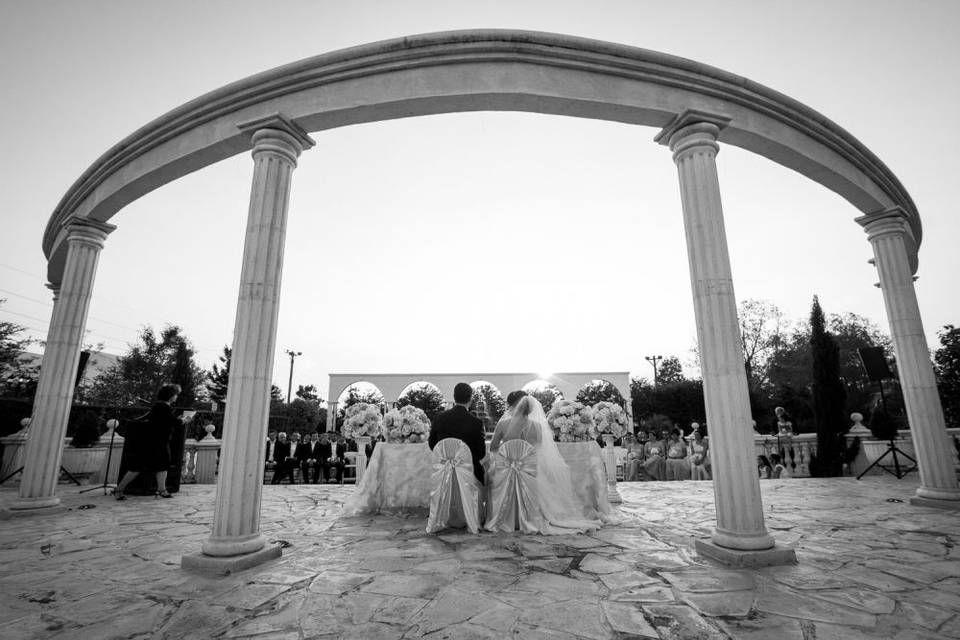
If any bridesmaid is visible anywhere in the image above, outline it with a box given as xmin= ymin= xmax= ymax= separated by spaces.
xmin=642 ymin=428 xmax=667 ymax=481
xmin=688 ymin=429 xmax=711 ymax=480
xmin=665 ymin=429 xmax=691 ymax=481
xmin=623 ymin=433 xmax=645 ymax=481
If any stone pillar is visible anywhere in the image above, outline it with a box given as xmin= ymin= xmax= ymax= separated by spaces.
xmin=184 ymin=114 xmax=314 ymax=573
xmin=10 ymin=219 xmax=114 ymax=511
xmin=857 ymin=208 xmax=960 ymax=508
xmin=657 ymin=110 xmax=790 ymax=565
xmin=327 ymin=402 xmax=338 ymax=432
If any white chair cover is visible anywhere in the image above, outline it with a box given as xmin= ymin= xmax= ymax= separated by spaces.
xmin=426 ymin=438 xmax=483 ymax=535
xmin=484 ymin=439 xmax=541 ymax=533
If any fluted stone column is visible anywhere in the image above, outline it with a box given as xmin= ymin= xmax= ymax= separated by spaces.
xmin=857 ymin=208 xmax=960 ymax=508
xmin=11 ymin=219 xmax=114 ymax=511
xmin=657 ymin=110 xmax=789 ymax=565
xmin=327 ymin=402 xmax=338 ymax=432
xmin=185 ymin=114 xmax=314 ymax=572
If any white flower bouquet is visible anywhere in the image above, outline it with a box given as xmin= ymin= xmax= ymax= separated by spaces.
xmin=592 ymin=401 xmax=629 ymax=439
xmin=383 ymin=405 xmax=431 ymax=443
xmin=342 ymin=403 xmax=383 ymax=440
xmin=547 ymin=399 xmax=597 ymax=442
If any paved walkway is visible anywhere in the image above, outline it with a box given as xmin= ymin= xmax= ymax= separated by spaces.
xmin=1 ymin=477 xmax=958 ymax=639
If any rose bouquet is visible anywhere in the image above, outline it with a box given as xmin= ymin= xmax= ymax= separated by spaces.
xmin=342 ymin=403 xmax=383 ymax=440
xmin=547 ymin=399 xmax=596 ymax=442
xmin=592 ymin=401 xmax=629 ymax=439
xmin=383 ymin=405 xmax=431 ymax=443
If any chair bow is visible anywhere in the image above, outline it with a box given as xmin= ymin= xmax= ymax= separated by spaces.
xmin=426 ymin=438 xmax=482 ymax=535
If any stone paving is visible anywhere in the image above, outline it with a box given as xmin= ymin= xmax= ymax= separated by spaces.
xmin=1 ymin=476 xmax=959 ymax=639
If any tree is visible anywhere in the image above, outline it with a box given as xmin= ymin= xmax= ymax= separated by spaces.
xmin=656 ymin=357 xmax=685 ymax=385
xmin=576 ymin=380 xmax=626 ymax=408
xmin=88 ymin=325 xmax=205 ymax=407
xmin=527 ymin=385 xmax=562 ymax=414
xmin=935 ymin=325 xmax=960 ymax=428
xmin=0 ymin=300 xmax=37 ymax=398
xmin=809 ymin=297 xmax=847 ymax=477
xmin=738 ymin=298 xmax=786 ymax=388
xmin=271 ymin=398 xmax=321 ymax=433
xmin=398 ymin=383 xmax=445 ymax=422
xmin=631 ymin=376 xmax=706 ymax=433
xmin=296 ymin=384 xmax=322 ymax=403
xmin=470 ymin=383 xmax=506 ymax=425
xmin=207 ymin=345 xmax=231 ymax=405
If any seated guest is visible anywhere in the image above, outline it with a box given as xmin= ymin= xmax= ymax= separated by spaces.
xmin=298 ymin=432 xmax=321 ymax=484
xmin=317 ymin=432 xmax=334 ymax=482
xmin=280 ymin=432 xmax=302 ymax=484
xmin=332 ymin=434 xmax=349 ymax=483
xmin=264 ymin=429 xmax=279 ymax=479
xmin=770 ymin=453 xmax=790 ymax=479
xmin=758 ymin=455 xmax=773 ymax=479
xmin=270 ymin=432 xmax=291 ymax=484
xmin=623 ymin=433 xmax=645 ymax=481
xmin=688 ymin=428 xmax=711 ymax=480
xmin=665 ymin=428 xmax=691 ymax=481
xmin=643 ymin=429 xmax=668 ymax=481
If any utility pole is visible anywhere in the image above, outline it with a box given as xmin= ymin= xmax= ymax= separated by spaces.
xmin=285 ymin=349 xmax=301 ymax=403
xmin=645 ymin=355 xmax=663 ymax=387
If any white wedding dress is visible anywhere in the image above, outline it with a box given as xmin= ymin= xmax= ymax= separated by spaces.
xmin=484 ymin=397 xmax=601 ymax=534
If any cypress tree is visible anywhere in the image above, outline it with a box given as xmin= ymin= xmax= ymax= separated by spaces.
xmin=810 ymin=296 xmax=847 ymax=476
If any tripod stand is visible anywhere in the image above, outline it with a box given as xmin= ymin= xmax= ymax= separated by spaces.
xmin=856 ymin=438 xmax=917 ymax=480
xmin=0 ymin=465 xmax=82 ymax=486
xmin=79 ymin=418 xmax=119 ymax=495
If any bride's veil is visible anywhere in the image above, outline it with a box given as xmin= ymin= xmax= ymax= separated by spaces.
xmin=515 ymin=396 xmax=596 ymax=526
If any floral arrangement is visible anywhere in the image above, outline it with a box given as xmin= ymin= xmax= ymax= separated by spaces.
xmin=547 ymin=399 xmax=596 ymax=442
xmin=383 ymin=405 xmax=431 ymax=443
xmin=342 ymin=403 xmax=383 ymax=440
xmin=592 ymin=401 xmax=629 ymax=439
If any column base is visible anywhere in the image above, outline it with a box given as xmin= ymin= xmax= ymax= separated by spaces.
xmin=607 ymin=487 xmax=623 ymax=504
xmin=7 ymin=495 xmax=63 ymax=512
xmin=182 ymin=544 xmax=282 ymax=576
xmin=910 ymin=495 xmax=960 ymax=510
xmin=0 ymin=503 xmax=69 ymax=520
xmin=695 ymin=538 xmax=797 ymax=568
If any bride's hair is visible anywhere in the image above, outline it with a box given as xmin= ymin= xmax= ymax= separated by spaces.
xmin=515 ymin=396 xmax=541 ymax=418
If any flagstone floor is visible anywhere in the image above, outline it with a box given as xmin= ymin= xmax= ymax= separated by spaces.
xmin=1 ymin=476 xmax=958 ymax=639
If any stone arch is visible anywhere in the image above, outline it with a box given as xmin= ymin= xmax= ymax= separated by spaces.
xmin=43 ymin=29 xmax=920 ymax=282
xmin=469 ymin=380 xmax=507 ymax=430
xmin=334 ymin=380 xmax=385 ymax=407
xmin=575 ymin=378 xmax=627 ymax=408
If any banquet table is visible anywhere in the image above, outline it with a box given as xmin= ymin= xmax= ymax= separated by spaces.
xmin=342 ymin=441 xmax=611 ymax=519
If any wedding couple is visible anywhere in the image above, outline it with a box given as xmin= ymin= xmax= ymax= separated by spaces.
xmin=428 ymin=383 xmax=602 ymax=535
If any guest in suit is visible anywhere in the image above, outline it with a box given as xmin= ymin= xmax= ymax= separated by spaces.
xmin=264 ymin=429 xmax=279 ymax=477
xmin=114 ymin=384 xmax=191 ymax=500
xmin=332 ymin=434 xmax=348 ymax=483
xmin=317 ymin=432 xmax=334 ymax=482
xmin=271 ymin=432 xmax=291 ymax=484
xmin=429 ymin=382 xmax=487 ymax=483
xmin=293 ymin=432 xmax=319 ymax=484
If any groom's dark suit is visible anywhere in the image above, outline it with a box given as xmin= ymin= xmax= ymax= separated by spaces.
xmin=429 ymin=405 xmax=486 ymax=483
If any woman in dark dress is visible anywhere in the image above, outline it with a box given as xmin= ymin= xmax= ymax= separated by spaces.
xmin=114 ymin=384 xmax=188 ymax=499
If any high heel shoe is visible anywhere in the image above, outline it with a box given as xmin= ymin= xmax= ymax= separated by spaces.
xmin=155 ymin=490 xmax=173 ymax=499
xmin=110 ymin=488 xmax=126 ymax=501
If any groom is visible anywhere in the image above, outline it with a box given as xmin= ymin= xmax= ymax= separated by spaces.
xmin=428 ymin=382 xmax=487 ymax=483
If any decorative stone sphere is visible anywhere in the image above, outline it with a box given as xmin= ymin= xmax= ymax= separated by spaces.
xmin=20 ymin=417 xmax=32 ymax=428
xmin=106 ymin=418 xmax=119 ymax=430
xmin=850 ymin=412 xmax=863 ymax=422
xmin=203 ymin=423 xmax=217 ymax=440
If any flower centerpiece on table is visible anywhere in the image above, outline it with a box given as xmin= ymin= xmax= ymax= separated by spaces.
xmin=547 ymin=399 xmax=596 ymax=442
xmin=592 ymin=401 xmax=629 ymax=439
xmin=383 ymin=405 xmax=431 ymax=443
xmin=342 ymin=403 xmax=383 ymax=440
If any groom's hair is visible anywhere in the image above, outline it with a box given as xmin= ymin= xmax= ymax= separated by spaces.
xmin=506 ymin=390 xmax=527 ymax=407
xmin=453 ymin=383 xmax=473 ymax=404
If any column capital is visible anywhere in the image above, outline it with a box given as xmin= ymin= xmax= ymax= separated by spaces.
xmin=64 ymin=218 xmax=116 ymax=250
xmin=855 ymin=206 xmax=911 ymax=240
xmin=654 ymin=108 xmax=732 ymax=153
xmin=238 ymin=113 xmax=315 ymax=163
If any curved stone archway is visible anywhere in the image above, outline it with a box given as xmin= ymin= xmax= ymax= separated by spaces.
xmin=19 ymin=30 xmax=957 ymax=572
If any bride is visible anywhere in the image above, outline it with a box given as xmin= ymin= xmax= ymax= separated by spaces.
xmin=485 ymin=395 xmax=601 ymax=534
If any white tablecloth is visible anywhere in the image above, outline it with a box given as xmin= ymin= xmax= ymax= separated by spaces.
xmin=342 ymin=440 xmax=610 ymax=519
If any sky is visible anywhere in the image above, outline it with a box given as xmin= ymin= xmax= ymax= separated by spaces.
xmin=1 ymin=0 xmax=958 ymax=403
